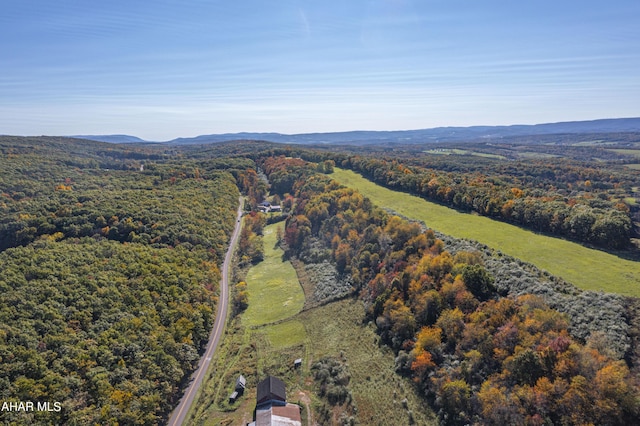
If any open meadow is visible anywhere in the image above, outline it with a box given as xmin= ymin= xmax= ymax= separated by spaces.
xmin=332 ymin=168 xmax=640 ymax=297
xmin=242 ymin=224 xmax=305 ymax=328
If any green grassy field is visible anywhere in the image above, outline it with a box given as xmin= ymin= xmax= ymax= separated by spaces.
xmin=242 ymin=223 xmax=305 ymax=327
xmin=263 ymin=319 xmax=306 ymax=349
xmin=299 ymin=299 xmax=437 ymax=425
xmin=516 ymin=151 xmax=562 ymax=159
xmin=612 ymin=149 xmax=640 ymax=169
xmin=609 ymin=148 xmax=640 ymax=158
xmin=188 ymin=223 xmax=308 ymax=425
xmin=424 ymin=148 xmax=506 ymax=160
xmin=571 ymin=140 xmax=612 ymax=146
xmin=332 ymin=168 xmax=640 ymax=297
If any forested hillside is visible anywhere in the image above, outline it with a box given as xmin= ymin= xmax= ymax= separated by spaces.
xmin=260 ymin=155 xmax=640 ymax=425
xmin=0 ymin=137 xmax=241 ymax=424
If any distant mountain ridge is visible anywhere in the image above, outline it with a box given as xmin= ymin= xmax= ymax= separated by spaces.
xmin=75 ymin=117 xmax=640 ymax=146
xmin=72 ymin=134 xmax=150 ymax=144
xmin=166 ymin=117 xmax=640 ymax=145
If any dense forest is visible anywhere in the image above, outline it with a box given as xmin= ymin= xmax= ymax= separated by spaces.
xmin=2 ymin=135 xmax=640 ymax=424
xmin=0 ymin=137 xmax=243 ymax=424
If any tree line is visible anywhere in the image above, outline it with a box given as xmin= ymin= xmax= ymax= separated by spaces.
xmin=222 ymin=142 xmax=638 ymax=250
xmin=332 ymin=156 xmax=633 ymax=249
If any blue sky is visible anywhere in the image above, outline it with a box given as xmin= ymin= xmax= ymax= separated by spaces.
xmin=1 ymin=0 xmax=639 ymax=141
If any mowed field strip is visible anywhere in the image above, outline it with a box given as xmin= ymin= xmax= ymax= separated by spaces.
xmin=332 ymin=168 xmax=640 ymax=297
xmin=242 ymin=223 xmax=305 ymax=328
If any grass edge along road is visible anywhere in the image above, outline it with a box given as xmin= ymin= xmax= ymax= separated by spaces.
xmin=332 ymin=168 xmax=640 ymax=297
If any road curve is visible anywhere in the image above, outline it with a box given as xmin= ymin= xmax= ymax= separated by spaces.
xmin=167 ymin=196 xmax=243 ymax=426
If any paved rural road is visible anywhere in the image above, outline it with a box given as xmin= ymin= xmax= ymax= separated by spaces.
xmin=167 ymin=197 xmax=244 ymax=426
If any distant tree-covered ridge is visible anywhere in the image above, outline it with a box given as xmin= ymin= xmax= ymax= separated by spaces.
xmin=262 ymin=155 xmax=640 ymax=425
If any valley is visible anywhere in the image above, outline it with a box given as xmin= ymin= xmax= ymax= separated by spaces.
xmin=1 ymin=134 xmax=640 ymax=425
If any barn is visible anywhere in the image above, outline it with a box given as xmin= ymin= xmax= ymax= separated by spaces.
xmin=256 ymin=376 xmax=286 ymax=407
xmin=248 ymin=376 xmax=301 ymax=426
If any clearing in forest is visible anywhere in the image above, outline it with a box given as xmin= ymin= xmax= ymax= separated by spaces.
xmin=242 ymin=223 xmax=305 ymax=327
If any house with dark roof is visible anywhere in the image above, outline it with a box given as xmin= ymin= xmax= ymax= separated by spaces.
xmin=248 ymin=376 xmax=301 ymax=426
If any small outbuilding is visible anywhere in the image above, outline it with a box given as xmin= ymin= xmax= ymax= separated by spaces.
xmin=229 ymin=375 xmax=246 ymax=404
xmin=294 ymin=359 xmax=302 ymax=369
xmin=236 ymin=375 xmax=247 ymax=394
